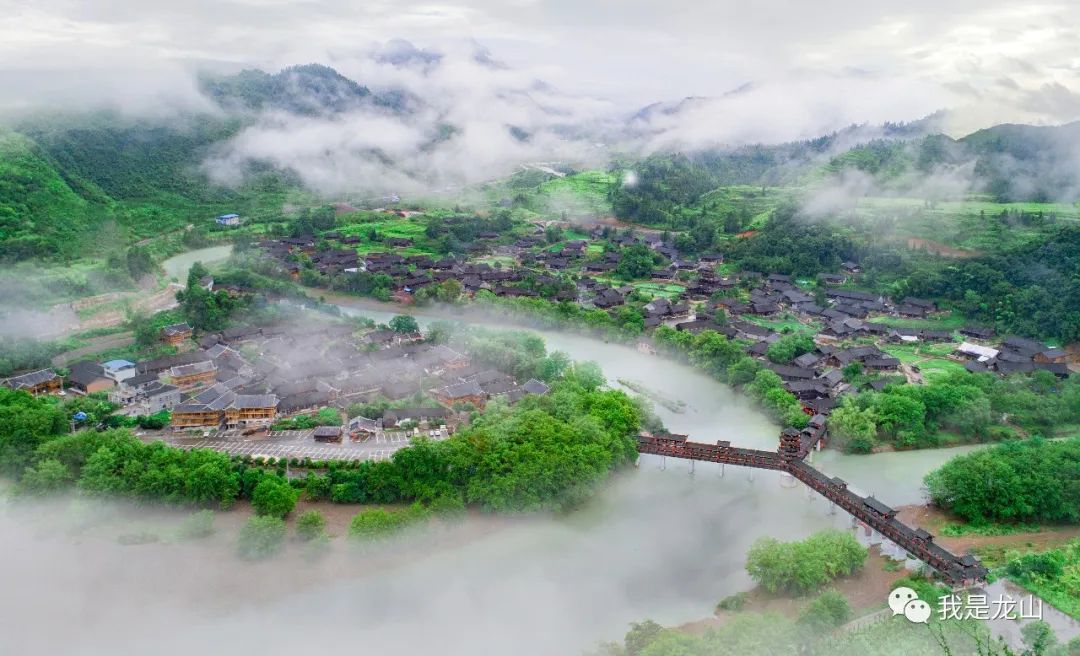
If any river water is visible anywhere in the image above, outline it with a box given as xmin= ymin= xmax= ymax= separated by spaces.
xmin=161 ymin=244 xmax=234 ymax=281
xmin=133 ymin=249 xmax=1017 ymax=655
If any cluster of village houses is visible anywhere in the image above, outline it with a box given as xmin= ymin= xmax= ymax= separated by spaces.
xmin=253 ymin=224 xmax=1073 ymax=402
xmin=3 ymin=222 xmax=1073 ymax=451
xmin=3 ymin=320 xmax=550 ymax=441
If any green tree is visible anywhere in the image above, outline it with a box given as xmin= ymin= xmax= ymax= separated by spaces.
xmin=186 ymin=460 xmax=239 ymax=508
xmin=1021 ymin=620 xmax=1059 ymax=656
xmin=567 ymin=361 xmax=605 ymax=391
xmin=17 ymin=458 xmax=72 ymax=495
xmin=798 ymin=589 xmax=852 ymax=630
xmin=178 ymin=509 xmax=215 ymax=540
xmin=615 ymin=244 xmax=657 ymax=279
xmin=624 ymin=620 xmax=664 ymax=656
xmin=296 ymin=510 xmax=327 ymax=541
xmin=925 ymin=437 xmax=1080 ymax=524
xmin=873 ymin=393 xmax=926 ymax=440
xmin=237 ymin=516 xmax=286 ymax=560
xmin=829 ymin=400 xmax=878 ymax=454
xmin=389 ymin=314 xmax=420 ymax=334
xmin=766 ymin=334 xmax=814 ymax=365
xmin=251 ymin=476 xmax=298 ymax=518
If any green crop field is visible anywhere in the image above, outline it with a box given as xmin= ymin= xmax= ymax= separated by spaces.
xmin=632 ymin=282 xmax=685 ymax=300
xmin=741 ymin=313 xmax=821 ymax=335
xmin=868 ymin=313 xmax=965 ymax=331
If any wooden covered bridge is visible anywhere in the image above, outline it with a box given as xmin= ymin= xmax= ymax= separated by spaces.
xmin=636 ymin=430 xmax=988 ymax=586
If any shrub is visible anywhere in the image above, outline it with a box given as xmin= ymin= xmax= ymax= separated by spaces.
xmin=178 ymin=509 xmax=215 ymax=540
xmin=429 ymin=493 xmax=466 ymax=518
xmin=348 ymin=503 xmax=431 ymax=541
xmin=296 ymin=510 xmax=327 ymax=541
xmin=716 ymin=592 xmax=747 ymax=611
xmin=237 ymin=516 xmax=286 ymax=560
xmin=251 ymin=476 xmax=298 ymax=518
xmin=798 ymin=589 xmax=852 ymax=630
xmin=746 ymin=530 xmax=867 ymax=595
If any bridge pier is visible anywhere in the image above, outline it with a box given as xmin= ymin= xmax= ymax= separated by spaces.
xmin=688 ymin=459 xmax=695 ymax=476
xmin=718 ymin=463 xmax=725 ymax=478
xmin=853 ymin=520 xmax=883 ymax=547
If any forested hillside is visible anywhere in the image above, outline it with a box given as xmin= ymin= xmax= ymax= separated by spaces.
xmin=0 ymin=130 xmax=99 ymax=259
xmin=0 ymin=111 xmax=292 ymax=260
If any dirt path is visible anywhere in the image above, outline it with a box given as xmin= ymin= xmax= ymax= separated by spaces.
xmin=52 ymin=332 xmax=135 ymax=366
xmin=896 ymin=505 xmax=1080 ymax=554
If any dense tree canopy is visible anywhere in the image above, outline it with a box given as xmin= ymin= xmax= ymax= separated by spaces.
xmin=925 ymin=437 xmax=1080 ymax=524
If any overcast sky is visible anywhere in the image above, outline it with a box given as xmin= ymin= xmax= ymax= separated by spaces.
xmin=3 ymin=1 xmax=1080 ymax=137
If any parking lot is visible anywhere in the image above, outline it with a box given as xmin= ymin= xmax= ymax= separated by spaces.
xmin=156 ymin=426 xmax=450 ymax=463
xmin=171 ymin=440 xmax=399 ymax=461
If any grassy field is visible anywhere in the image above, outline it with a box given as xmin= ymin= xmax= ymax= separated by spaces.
xmin=868 ymin=312 xmax=966 ymax=331
xmin=825 ymin=194 xmax=1079 ymax=252
xmin=337 ymin=219 xmax=439 ymax=256
xmin=698 ymin=185 xmax=790 ymax=228
xmin=740 ymin=313 xmax=821 ymax=335
xmin=632 ymin=282 xmax=685 ymax=300
xmin=880 ymin=342 xmax=965 ymax=380
xmin=917 ymin=358 xmax=968 ymax=379
xmin=499 ymin=169 xmax=616 ymax=220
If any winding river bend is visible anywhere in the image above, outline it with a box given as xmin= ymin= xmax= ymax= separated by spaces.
xmin=139 ymin=247 xmax=1004 ymax=654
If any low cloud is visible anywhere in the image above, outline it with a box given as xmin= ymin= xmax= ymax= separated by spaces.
xmin=0 ymin=461 xmax=852 ymax=656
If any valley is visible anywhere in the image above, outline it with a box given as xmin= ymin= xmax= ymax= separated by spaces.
xmin=3 ymin=17 xmax=1080 ymax=655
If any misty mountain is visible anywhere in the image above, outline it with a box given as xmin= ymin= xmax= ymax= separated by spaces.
xmin=198 ymin=63 xmax=412 ymax=116
xmin=374 ymin=39 xmax=444 ymax=69
xmin=6 ymin=45 xmax=1080 ymax=263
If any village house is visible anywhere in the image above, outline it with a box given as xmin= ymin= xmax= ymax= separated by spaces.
xmin=134 ymin=381 xmax=182 ymax=415
xmin=959 ymin=326 xmax=995 ymax=341
xmin=2 ymin=369 xmax=63 ymax=396
xmin=215 ymin=213 xmax=242 ymax=226
xmin=103 ymin=359 xmax=138 ymax=383
xmin=224 ymin=394 xmax=278 ymax=427
xmin=167 ymin=360 xmax=218 ymax=390
xmin=348 ymin=415 xmax=381 ymax=439
xmin=313 ymin=426 xmax=343 ymax=443
xmin=171 ymin=385 xmax=278 ymax=428
xmin=435 ymin=380 xmax=486 ymax=408
xmin=160 ymin=322 xmax=193 ymax=346
xmin=66 ymin=361 xmax=115 ymax=394
xmin=954 ymin=342 xmax=999 ymax=363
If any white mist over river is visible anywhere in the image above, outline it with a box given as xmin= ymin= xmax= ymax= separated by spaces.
xmin=0 ymin=249 xmax=998 ymax=655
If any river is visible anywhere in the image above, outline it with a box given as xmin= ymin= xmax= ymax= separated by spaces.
xmin=161 ymin=244 xmax=234 ymax=281
xmin=120 ymin=250 xmax=1012 ymax=655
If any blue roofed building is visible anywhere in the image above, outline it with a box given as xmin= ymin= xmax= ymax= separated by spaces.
xmin=102 ymin=359 xmax=137 ymax=382
xmin=215 ymin=213 xmax=242 ymax=226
